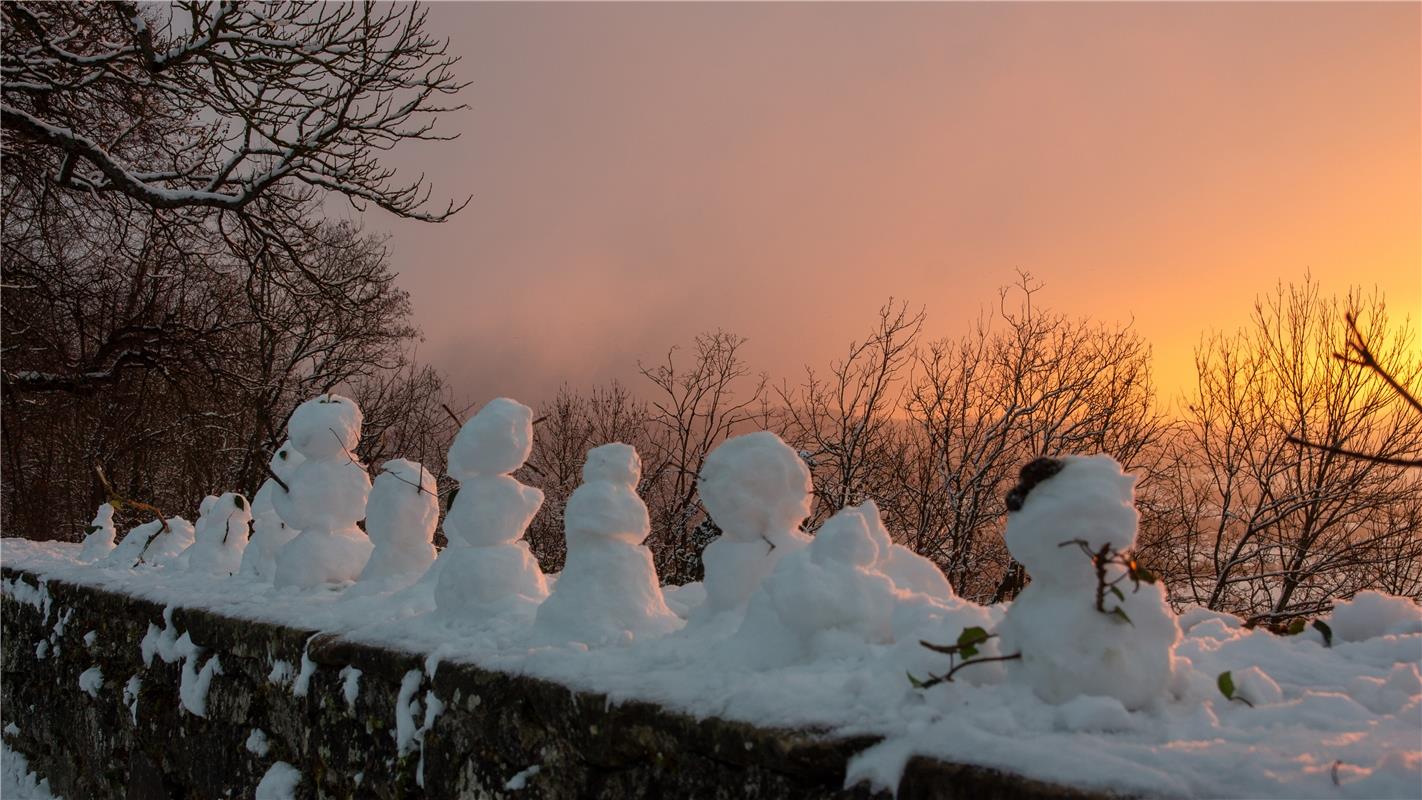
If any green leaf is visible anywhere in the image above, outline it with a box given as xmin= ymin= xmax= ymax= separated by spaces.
xmin=1285 ymin=619 xmax=1306 ymax=636
xmin=907 ymin=672 xmax=925 ymax=689
xmin=1217 ymin=671 xmax=1236 ymax=700
xmin=1110 ymin=607 xmax=1134 ymax=626
xmin=1133 ymin=566 xmax=1157 ymax=584
xmin=1109 ymin=585 xmax=1126 ymax=602
xmin=957 ymin=626 xmax=990 ymax=647
xmin=1312 ymin=620 xmax=1333 ymax=648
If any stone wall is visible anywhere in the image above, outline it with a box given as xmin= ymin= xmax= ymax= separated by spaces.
xmin=1 ymin=566 xmax=1111 ymax=800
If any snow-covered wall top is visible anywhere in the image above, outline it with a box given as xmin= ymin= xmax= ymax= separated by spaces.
xmin=0 ymin=564 xmax=1106 ymax=800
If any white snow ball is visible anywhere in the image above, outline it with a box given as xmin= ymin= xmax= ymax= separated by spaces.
xmin=443 ymin=475 xmax=543 ymax=547
xmin=564 ymin=472 xmax=651 ymax=547
xmin=1003 ymin=455 xmax=1138 ymax=582
xmin=269 ymin=440 xmax=305 ymax=482
xmin=272 ymin=459 xmax=370 ymax=532
xmin=287 ymin=394 xmax=363 ymax=460
xmin=809 ymin=507 xmax=880 ymax=569
xmin=582 ymin=442 xmax=640 ymax=487
xmin=447 ymin=397 xmax=534 ymax=479
xmin=699 ymin=432 xmax=812 ymax=543
xmin=1326 ymin=591 xmax=1422 ymax=642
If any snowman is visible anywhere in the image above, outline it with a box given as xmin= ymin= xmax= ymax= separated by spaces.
xmin=272 ymin=394 xmax=373 ymax=589
xmin=995 ymin=455 xmax=1179 ymax=710
xmin=185 ymin=492 xmax=253 ymax=576
xmin=239 ymin=442 xmax=305 ymax=581
xmin=731 ymin=500 xmax=898 ymax=667
xmin=434 ymin=398 xmax=547 ymax=619
xmin=689 ymin=432 xmax=813 ymax=626
xmin=356 ymin=458 xmax=439 ymax=588
xmin=138 ymin=515 xmax=196 ymax=567
xmin=78 ymin=503 xmax=117 ymax=562
xmin=534 ymin=443 xmax=681 ymax=645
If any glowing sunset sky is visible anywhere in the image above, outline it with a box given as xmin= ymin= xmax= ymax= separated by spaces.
xmin=373 ymin=2 xmax=1420 ymax=410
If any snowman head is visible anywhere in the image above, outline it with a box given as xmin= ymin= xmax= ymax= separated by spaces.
xmin=699 ymin=432 xmax=812 ymax=543
xmin=1003 ymin=455 xmax=1138 ymax=580
xmin=287 ymin=394 xmax=363 ymax=461
xmin=269 ymin=440 xmax=306 ymax=482
xmin=582 ymin=443 xmax=640 ymax=487
xmin=447 ymin=398 xmax=534 ymax=480
xmin=810 ymin=504 xmax=882 ymax=570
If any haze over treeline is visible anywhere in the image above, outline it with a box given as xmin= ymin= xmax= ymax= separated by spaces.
xmin=2 ymin=1 xmax=1418 ymax=624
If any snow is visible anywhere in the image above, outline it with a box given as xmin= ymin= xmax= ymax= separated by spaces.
xmin=535 ymin=443 xmax=680 ymax=645
xmin=254 ymin=761 xmax=301 ymax=799
xmin=78 ymin=666 xmax=103 ymax=698
xmin=356 ymin=459 xmax=437 ymax=588
xmin=340 ymin=665 xmax=362 ymax=709
xmin=997 ymin=456 xmax=1178 ymax=711
xmin=124 ymin=675 xmax=141 ymax=724
xmin=273 ymin=396 xmax=373 ymax=589
xmin=1326 ymin=591 xmax=1422 ymax=643
xmin=2 ymin=428 xmax=1418 ymax=800
xmin=692 ymin=431 xmax=812 ymax=624
xmin=240 ymin=443 xmax=304 ymax=581
xmin=184 ymin=493 xmax=252 ymax=576
xmin=246 ymin=728 xmax=270 ymax=757
xmin=1 ymin=739 xmax=55 ymax=799
xmin=504 ymin=764 xmax=541 ymax=790
xmin=435 ymin=399 xmax=547 ymax=620
xmin=78 ymin=503 xmax=116 ymax=562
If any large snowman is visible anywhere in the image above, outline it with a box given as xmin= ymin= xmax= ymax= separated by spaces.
xmin=690 ymin=432 xmax=813 ymax=626
xmin=272 ymin=394 xmax=373 ymax=589
xmin=534 ymin=443 xmax=680 ymax=645
xmin=995 ymin=455 xmax=1179 ymax=710
xmin=434 ymin=398 xmax=547 ymax=619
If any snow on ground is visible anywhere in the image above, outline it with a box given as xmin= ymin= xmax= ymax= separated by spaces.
xmin=1 ymin=737 xmax=57 ymax=799
xmin=3 ymin=536 xmax=1419 ymax=799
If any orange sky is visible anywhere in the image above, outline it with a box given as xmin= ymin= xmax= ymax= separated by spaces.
xmin=368 ymin=2 xmax=1421 ymax=412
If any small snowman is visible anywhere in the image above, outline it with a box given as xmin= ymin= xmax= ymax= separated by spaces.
xmin=535 ymin=443 xmax=681 ymax=645
xmin=138 ymin=516 xmax=195 ymax=567
xmin=272 ymin=394 xmax=373 ymax=589
xmin=185 ymin=492 xmax=252 ymax=576
xmin=434 ymin=398 xmax=547 ymax=619
xmin=356 ymin=459 xmax=439 ymax=588
xmin=239 ymin=442 xmax=305 ymax=581
xmin=78 ymin=503 xmax=117 ymax=563
xmin=732 ymin=501 xmax=899 ymax=667
xmin=995 ymin=455 xmax=1179 ymax=710
xmin=689 ymin=432 xmax=813 ymax=626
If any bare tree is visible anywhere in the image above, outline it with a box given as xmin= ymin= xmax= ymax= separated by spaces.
xmin=901 ymin=274 xmax=1168 ymax=601
xmin=775 ymin=300 xmax=924 ymax=527
xmin=1165 ymin=281 xmax=1422 ymax=620
xmin=639 ymin=331 xmax=767 ymax=583
xmin=2 ymin=1 xmax=467 ymax=222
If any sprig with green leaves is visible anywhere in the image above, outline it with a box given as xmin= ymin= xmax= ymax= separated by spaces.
xmin=909 ymin=626 xmax=1022 ymax=689
xmin=1059 ymin=539 xmax=1157 ymax=625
